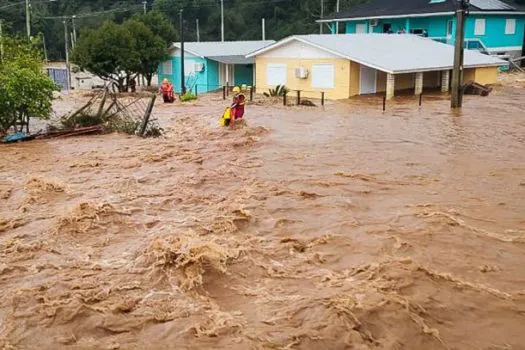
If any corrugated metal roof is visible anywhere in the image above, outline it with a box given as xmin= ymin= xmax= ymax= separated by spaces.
xmin=248 ymin=34 xmax=508 ymax=74
xmin=207 ymin=55 xmax=255 ymax=64
xmin=470 ymin=0 xmax=515 ymax=10
xmin=170 ymin=41 xmax=275 ymax=61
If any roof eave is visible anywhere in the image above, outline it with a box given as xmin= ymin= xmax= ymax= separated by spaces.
xmin=317 ymin=11 xmax=455 ymax=23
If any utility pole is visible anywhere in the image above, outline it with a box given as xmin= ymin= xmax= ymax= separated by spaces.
xmin=63 ymin=20 xmax=71 ymax=90
xmin=72 ymin=15 xmax=77 ymax=48
xmin=196 ymin=18 xmax=200 ymax=42
xmin=221 ymin=0 xmax=224 ymax=41
xmin=262 ymin=18 xmax=266 ymax=40
xmin=143 ymin=1 xmax=147 ymax=14
xmin=25 ymin=0 xmax=31 ymax=39
xmin=0 ymin=20 xmax=4 ymax=62
xmin=41 ymin=33 xmax=48 ymax=62
xmin=320 ymin=0 xmax=324 ymax=34
xmin=451 ymin=0 xmax=469 ymax=108
xmin=335 ymin=0 xmax=340 ymax=33
xmin=180 ymin=9 xmax=186 ymax=95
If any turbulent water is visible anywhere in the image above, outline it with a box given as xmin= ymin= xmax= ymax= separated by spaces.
xmin=1 ymin=77 xmax=525 ymax=349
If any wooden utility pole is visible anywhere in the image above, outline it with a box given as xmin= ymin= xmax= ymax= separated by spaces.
xmin=320 ymin=0 xmax=324 ymax=34
xmin=335 ymin=0 xmax=340 ymax=33
xmin=63 ymin=20 xmax=71 ymax=90
xmin=220 ymin=0 xmax=224 ymax=41
xmin=0 ymin=20 xmax=3 ymax=62
xmin=451 ymin=0 xmax=469 ymax=109
xmin=196 ymin=18 xmax=200 ymax=42
xmin=180 ymin=9 xmax=186 ymax=95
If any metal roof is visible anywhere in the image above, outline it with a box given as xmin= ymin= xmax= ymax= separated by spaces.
xmin=320 ymin=0 xmax=525 ymax=22
xmin=170 ymin=40 xmax=275 ymax=64
xmin=247 ymin=34 xmax=508 ymax=74
xmin=470 ymin=0 xmax=514 ymax=10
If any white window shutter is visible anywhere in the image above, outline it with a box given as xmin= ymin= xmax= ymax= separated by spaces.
xmin=162 ymin=60 xmax=172 ymax=75
xmin=267 ymin=64 xmax=287 ymax=86
xmin=311 ymin=64 xmax=335 ymax=89
xmin=505 ymin=19 xmax=516 ymax=35
xmin=474 ymin=19 xmax=486 ymax=36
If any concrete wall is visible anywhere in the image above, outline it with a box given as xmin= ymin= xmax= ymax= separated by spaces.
xmin=465 ymin=15 xmax=525 ymax=52
xmin=255 ymin=57 xmax=352 ymax=99
xmin=464 ymin=67 xmax=498 ymax=85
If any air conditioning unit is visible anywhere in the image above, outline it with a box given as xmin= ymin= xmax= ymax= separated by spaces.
xmin=194 ymin=63 xmax=205 ymax=72
xmin=295 ymin=67 xmax=309 ymax=79
xmin=370 ymin=19 xmax=379 ymax=27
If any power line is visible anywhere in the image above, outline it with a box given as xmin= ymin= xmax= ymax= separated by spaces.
xmin=37 ymin=5 xmax=142 ymax=20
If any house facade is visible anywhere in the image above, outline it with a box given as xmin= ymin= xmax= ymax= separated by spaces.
xmin=158 ymin=41 xmax=274 ymax=94
xmin=319 ymin=0 xmax=525 ymax=59
xmin=247 ymin=34 xmax=506 ymax=100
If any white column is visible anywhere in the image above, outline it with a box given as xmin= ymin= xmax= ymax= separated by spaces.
xmin=441 ymin=70 xmax=450 ymax=93
xmin=415 ymin=72 xmax=423 ymax=95
xmin=386 ymin=73 xmax=395 ymax=100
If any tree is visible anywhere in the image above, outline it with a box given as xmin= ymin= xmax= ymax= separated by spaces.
xmin=72 ymin=21 xmax=139 ymax=92
xmin=123 ymin=18 xmax=170 ymax=86
xmin=133 ymin=11 xmax=177 ymax=44
xmin=0 ymin=36 xmax=57 ymax=134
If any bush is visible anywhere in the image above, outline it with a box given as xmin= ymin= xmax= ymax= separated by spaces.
xmin=180 ymin=92 xmax=197 ymax=102
xmin=264 ymin=84 xmax=289 ymax=97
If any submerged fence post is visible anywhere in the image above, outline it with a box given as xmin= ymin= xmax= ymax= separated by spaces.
xmin=283 ymin=92 xmax=287 ymax=106
xmin=139 ymin=94 xmax=157 ymax=137
xmin=223 ymin=86 xmax=226 ymax=100
xmin=419 ymin=93 xmax=423 ymax=106
xmin=297 ymin=90 xmax=301 ymax=105
xmin=226 ymin=82 xmax=229 ymax=97
xmin=195 ymin=84 xmax=198 ymax=97
xmin=321 ymin=92 xmax=325 ymax=106
xmin=382 ymin=95 xmax=386 ymax=112
xmin=250 ymin=87 xmax=254 ymax=101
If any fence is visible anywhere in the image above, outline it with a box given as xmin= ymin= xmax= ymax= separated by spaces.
xmin=281 ymin=90 xmax=327 ymax=107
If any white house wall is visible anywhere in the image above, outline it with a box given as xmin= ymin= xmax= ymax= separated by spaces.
xmin=259 ymin=40 xmax=340 ymax=59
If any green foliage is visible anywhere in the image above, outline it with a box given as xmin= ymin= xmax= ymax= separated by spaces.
xmin=72 ymin=14 xmax=173 ymax=90
xmin=72 ymin=21 xmax=137 ymax=91
xmin=180 ymin=91 xmax=197 ymax=102
xmin=0 ymin=36 xmax=58 ymax=133
xmin=264 ymin=84 xmax=289 ymax=97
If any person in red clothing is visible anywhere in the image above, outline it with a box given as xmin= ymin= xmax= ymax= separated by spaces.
xmin=229 ymin=86 xmax=245 ymax=128
xmin=159 ymin=79 xmax=175 ymax=103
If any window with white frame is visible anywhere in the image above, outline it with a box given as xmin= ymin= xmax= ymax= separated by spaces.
xmin=184 ymin=60 xmax=196 ymax=75
xmin=505 ymin=18 xmax=516 ymax=35
xmin=474 ymin=18 xmax=486 ymax=36
xmin=267 ymin=64 xmax=287 ymax=86
xmin=162 ymin=60 xmax=172 ymax=75
xmin=311 ymin=64 xmax=335 ymax=89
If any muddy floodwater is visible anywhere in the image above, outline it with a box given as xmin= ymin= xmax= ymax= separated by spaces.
xmin=1 ymin=75 xmax=525 ymax=349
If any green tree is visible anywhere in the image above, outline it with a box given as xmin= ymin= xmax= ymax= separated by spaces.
xmin=133 ymin=10 xmax=177 ymax=44
xmin=126 ymin=13 xmax=173 ymax=86
xmin=0 ymin=36 xmax=57 ymax=134
xmin=72 ymin=21 xmax=138 ymax=91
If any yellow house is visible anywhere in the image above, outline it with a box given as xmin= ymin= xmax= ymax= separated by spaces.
xmin=247 ymin=34 xmax=507 ymax=100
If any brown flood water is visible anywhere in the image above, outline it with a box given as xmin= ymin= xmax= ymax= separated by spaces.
xmin=1 ymin=76 xmax=525 ymax=349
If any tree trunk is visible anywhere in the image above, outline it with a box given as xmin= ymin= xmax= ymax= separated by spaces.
xmin=146 ymin=73 xmax=153 ymax=87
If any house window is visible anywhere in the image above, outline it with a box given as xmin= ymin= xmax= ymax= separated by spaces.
xmin=311 ymin=64 xmax=334 ymax=89
xmin=162 ymin=60 xmax=172 ymax=75
xmin=184 ymin=60 xmax=196 ymax=76
xmin=474 ymin=19 xmax=485 ymax=35
xmin=505 ymin=19 xmax=516 ymax=35
xmin=267 ymin=64 xmax=287 ymax=86
xmin=356 ymin=23 xmax=367 ymax=33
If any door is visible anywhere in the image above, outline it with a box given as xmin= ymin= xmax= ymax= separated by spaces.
xmin=356 ymin=23 xmax=367 ymax=33
xmin=383 ymin=23 xmax=392 ymax=33
xmin=359 ymin=66 xmax=377 ymax=95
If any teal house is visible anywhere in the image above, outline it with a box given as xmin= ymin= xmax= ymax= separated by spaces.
xmin=158 ymin=40 xmax=274 ymax=94
xmin=319 ymin=0 xmax=525 ymax=59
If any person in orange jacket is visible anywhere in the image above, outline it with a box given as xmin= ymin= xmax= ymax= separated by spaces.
xmin=159 ymin=79 xmax=175 ymax=103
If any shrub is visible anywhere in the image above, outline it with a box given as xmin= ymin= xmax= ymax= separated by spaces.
xmin=180 ymin=92 xmax=197 ymax=102
xmin=264 ymin=84 xmax=289 ymax=97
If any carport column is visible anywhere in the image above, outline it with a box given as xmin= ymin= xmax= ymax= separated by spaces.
xmin=415 ymin=72 xmax=423 ymax=95
xmin=386 ymin=73 xmax=395 ymax=100
xmin=441 ymin=70 xmax=450 ymax=93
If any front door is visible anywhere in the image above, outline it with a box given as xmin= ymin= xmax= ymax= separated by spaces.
xmin=359 ymin=66 xmax=377 ymax=95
